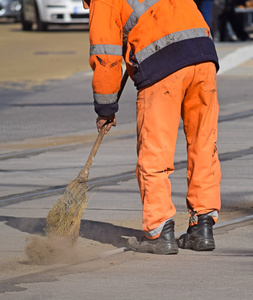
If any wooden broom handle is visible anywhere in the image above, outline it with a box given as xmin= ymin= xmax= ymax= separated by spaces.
xmin=78 ymin=70 xmax=129 ymax=180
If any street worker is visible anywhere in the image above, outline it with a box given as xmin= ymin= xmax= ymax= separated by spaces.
xmin=82 ymin=0 xmax=221 ymax=254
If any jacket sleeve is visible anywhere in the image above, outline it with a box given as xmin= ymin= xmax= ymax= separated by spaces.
xmin=89 ymin=0 xmax=123 ymax=117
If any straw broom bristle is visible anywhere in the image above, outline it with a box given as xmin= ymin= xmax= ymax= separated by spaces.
xmin=41 ymin=73 xmax=128 ymax=250
xmin=45 ymin=177 xmax=89 ymax=244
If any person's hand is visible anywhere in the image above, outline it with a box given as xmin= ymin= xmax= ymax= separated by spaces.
xmin=96 ymin=114 xmax=116 ymax=134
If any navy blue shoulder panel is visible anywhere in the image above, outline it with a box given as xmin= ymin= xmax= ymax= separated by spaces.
xmin=133 ymin=37 xmax=219 ymax=90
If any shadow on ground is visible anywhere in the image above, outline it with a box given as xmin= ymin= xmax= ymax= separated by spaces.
xmin=0 ymin=215 xmax=142 ymax=248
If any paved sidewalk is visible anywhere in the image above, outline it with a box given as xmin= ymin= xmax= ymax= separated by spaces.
xmin=0 ymin=41 xmax=253 ymax=299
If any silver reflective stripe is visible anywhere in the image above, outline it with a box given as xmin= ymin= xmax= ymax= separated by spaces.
xmin=90 ymin=44 xmax=123 ymax=56
xmin=94 ymin=92 xmax=118 ymax=104
xmin=207 ymin=210 xmax=218 ymax=220
xmin=145 ymin=218 xmax=172 ymax=238
xmin=135 ymin=28 xmax=210 ymax=64
xmin=124 ymin=0 xmax=160 ymax=39
xmin=125 ymin=0 xmax=141 ymax=9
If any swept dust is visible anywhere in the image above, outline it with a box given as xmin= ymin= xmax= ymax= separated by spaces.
xmin=25 ymin=235 xmax=85 ymax=265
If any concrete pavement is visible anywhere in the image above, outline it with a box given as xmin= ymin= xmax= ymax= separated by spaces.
xmin=0 ymin=38 xmax=253 ymax=299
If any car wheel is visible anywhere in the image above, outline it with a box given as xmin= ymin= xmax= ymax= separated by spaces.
xmin=21 ymin=8 xmax=33 ymax=31
xmin=35 ymin=5 xmax=48 ymax=31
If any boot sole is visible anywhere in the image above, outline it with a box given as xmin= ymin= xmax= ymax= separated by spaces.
xmin=138 ymin=242 xmax=179 ymax=255
xmin=127 ymin=237 xmax=178 ymax=255
xmin=178 ymin=233 xmax=215 ymax=251
xmin=186 ymin=238 xmax=215 ymax=251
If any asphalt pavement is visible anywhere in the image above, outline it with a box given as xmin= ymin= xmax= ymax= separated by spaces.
xmin=0 ymin=33 xmax=253 ymax=299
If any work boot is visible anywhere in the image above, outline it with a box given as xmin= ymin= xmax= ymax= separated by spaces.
xmin=178 ymin=214 xmax=215 ymax=251
xmin=126 ymin=219 xmax=178 ymax=255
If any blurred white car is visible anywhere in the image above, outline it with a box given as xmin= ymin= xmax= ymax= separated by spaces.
xmin=20 ymin=0 xmax=89 ymax=31
xmin=0 ymin=0 xmax=21 ymax=21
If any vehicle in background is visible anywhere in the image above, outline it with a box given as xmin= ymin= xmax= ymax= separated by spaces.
xmin=0 ymin=0 xmax=21 ymax=21
xmin=20 ymin=0 xmax=89 ymax=31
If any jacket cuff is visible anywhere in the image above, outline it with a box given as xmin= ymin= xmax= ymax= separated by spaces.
xmin=94 ymin=102 xmax=119 ymax=117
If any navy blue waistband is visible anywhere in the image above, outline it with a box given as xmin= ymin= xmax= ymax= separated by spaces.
xmin=132 ymin=37 xmax=219 ymax=90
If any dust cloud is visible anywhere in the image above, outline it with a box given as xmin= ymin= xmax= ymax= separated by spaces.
xmin=25 ymin=235 xmax=85 ymax=265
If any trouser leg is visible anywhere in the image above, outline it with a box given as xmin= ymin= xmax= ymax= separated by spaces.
xmin=182 ymin=62 xmax=221 ymax=224
xmin=136 ymin=67 xmax=193 ymax=238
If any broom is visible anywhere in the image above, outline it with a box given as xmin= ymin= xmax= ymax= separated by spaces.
xmin=45 ymin=70 xmax=129 ymax=244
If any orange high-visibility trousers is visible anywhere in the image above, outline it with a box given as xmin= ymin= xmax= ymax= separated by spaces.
xmin=136 ymin=62 xmax=221 ymax=239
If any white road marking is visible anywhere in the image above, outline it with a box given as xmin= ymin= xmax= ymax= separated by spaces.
xmin=218 ymin=44 xmax=253 ymax=75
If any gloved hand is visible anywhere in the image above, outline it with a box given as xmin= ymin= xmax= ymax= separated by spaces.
xmin=96 ymin=114 xmax=116 ymax=134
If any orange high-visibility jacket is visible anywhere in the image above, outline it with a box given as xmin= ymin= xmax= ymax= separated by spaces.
xmin=89 ymin=0 xmax=219 ymax=116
